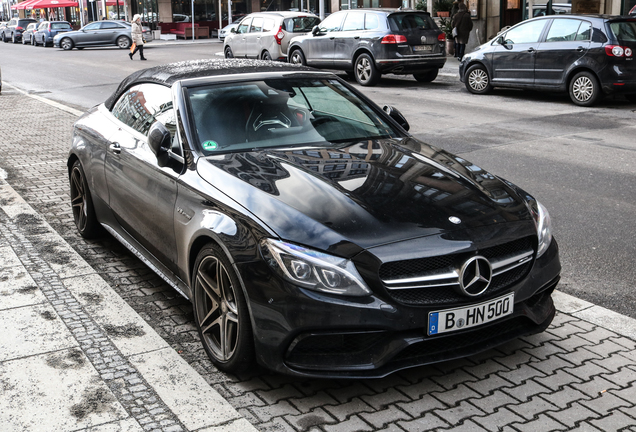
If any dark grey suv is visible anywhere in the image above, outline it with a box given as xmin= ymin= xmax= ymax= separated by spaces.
xmin=288 ymin=9 xmax=446 ymax=86
xmin=1 ymin=18 xmax=37 ymax=43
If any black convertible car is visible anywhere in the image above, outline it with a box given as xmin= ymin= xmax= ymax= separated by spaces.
xmin=68 ymin=59 xmax=560 ymax=378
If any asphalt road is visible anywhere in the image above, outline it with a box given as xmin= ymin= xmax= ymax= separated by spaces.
xmin=1 ymin=40 xmax=635 ymax=318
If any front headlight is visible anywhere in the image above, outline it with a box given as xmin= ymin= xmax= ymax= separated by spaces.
xmin=530 ymin=200 xmax=552 ymax=258
xmin=261 ymin=239 xmax=371 ymax=297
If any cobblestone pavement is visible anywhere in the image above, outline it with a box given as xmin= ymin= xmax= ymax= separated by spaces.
xmin=2 ymin=87 xmax=636 ymax=432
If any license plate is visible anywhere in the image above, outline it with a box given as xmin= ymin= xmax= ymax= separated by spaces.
xmin=413 ymin=45 xmax=433 ymax=52
xmin=428 ymin=292 xmax=514 ymax=336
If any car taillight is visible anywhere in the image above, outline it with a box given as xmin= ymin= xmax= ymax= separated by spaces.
xmin=438 ymin=33 xmax=446 ymax=41
xmin=274 ymin=26 xmax=284 ymax=45
xmin=16 ymin=26 xmax=23 ymax=30
xmin=605 ymin=45 xmax=633 ymax=57
xmin=48 ymin=24 xmax=52 ymax=31
xmin=381 ymin=34 xmax=407 ymax=44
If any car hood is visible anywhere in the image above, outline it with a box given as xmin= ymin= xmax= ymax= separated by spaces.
xmin=197 ymin=137 xmax=533 ymax=256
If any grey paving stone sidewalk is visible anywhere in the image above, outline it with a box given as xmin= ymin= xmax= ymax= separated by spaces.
xmin=1 ymin=87 xmax=636 ymax=432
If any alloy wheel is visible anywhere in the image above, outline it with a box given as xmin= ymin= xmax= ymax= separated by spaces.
xmin=70 ymin=165 xmax=89 ymax=232
xmin=572 ymin=76 xmax=594 ymax=102
xmin=469 ymin=69 xmax=489 ymax=92
xmin=356 ymin=57 xmax=372 ymax=83
xmin=61 ymin=38 xmax=72 ymax=50
xmin=195 ymin=256 xmax=240 ymax=362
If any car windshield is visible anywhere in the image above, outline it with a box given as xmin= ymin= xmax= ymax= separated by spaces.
xmin=284 ymin=16 xmax=321 ymax=32
xmin=388 ymin=13 xmax=436 ymax=31
xmin=187 ymin=78 xmax=400 ymax=154
xmin=610 ymin=21 xmax=636 ymax=42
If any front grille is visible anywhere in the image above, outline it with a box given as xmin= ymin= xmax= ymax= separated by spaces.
xmin=380 ymin=237 xmax=534 ymax=306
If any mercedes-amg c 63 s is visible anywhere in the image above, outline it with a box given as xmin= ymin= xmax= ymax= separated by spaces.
xmin=68 ymin=59 xmax=560 ymax=378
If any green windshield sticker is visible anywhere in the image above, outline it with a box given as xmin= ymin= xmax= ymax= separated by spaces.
xmin=202 ymin=141 xmax=218 ymax=151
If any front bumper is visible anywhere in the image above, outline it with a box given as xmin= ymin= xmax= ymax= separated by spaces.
xmin=239 ymin=237 xmax=561 ymax=378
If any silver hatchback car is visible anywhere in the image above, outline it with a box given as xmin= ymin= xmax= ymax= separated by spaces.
xmin=224 ymin=11 xmax=320 ymax=60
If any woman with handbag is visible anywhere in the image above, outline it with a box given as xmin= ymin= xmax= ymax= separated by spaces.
xmin=452 ymin=3 xmax=472 ymax=60
xmin=129 ymin=14 xmax=147 ymax=61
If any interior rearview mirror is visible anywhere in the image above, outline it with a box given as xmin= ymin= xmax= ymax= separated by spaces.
xmin=383 ymin=105 xmax=410 ymax=131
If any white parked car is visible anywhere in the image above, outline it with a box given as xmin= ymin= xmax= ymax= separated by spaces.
xmin=224 ymin=11 xmax=320 ymax=61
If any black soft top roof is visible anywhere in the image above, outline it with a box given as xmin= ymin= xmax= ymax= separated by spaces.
xmin=104 ymin=58 xmax=317 ymax=110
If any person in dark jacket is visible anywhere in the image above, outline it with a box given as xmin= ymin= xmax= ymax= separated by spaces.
xmin=452 ymin=3 xmax=472 ymax=60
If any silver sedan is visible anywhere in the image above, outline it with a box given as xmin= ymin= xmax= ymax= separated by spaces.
xmin=53 ymin=20 xmax=133 ymax=51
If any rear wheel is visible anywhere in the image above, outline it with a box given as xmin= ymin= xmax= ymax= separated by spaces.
xmin=569 ymin=71 xmax=600 ymax=107
xmin=288 ymin=49 xmax=306 ymax=65
xmin=354 ymin=53 xmax=380 ymax=86
xmin=465 ymin=64 xmax=492 ymax=94
xmin=41 ymin=38 xmax=47 ymax=47
xmin=261 ymin=50 xmax=272 ymax=60
xmin=69 ymin=160 xmax=100 ymax=238
xmin=32 ymin=36 xmax=36 ymax=46
xmin=1 ymin=33 xmax=7 ymax=43
xmin=413 ymin=69 xmax=439 ymax=83
xmin=224 ymin=46 xmax=233 ymax=58
xmin=22 ymin=36 xmax=27 ymax=45
xmin=60 ymin=37 xmax=73 ymax=50
xmin=116 ymin=36 xmax=131 ymax=49
xmin=193 ymin=244 xmax=254 ymax=373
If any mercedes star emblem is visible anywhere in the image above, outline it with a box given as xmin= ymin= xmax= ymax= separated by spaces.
xmin=457 ymin=256 xmax=493 ymax=297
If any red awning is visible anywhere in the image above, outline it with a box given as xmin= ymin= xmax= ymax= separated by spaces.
xmin=27 ymin=0 xmax=78 ymax=8
xmin=11 ymin=0 xmax=38 ymax=10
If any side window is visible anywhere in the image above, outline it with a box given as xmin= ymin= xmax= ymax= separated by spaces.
xmin=263 ymin=18 xmax=275 ymax=32
xmin=342 ymin=12 xmax=365 ymax=31
xmin=365 ymin=13 xmax=379 ymax=30
xmin=38 ymin=23 xmax=47 ymax=30
xmin=576 ymin=21 xmax=592 ymax=41
xmin=237 ymin=18 xmax=251 ymax=34
xmin=84 ymin=22 xmax=101 ymax=30
xmin=111 ymin=84 xmax=176 ymax=139
xmin=503 ymin=20 xmax=546 ymax=44
xmin=101 ymin=22 xmax=121 ymax=29
xmin=546 ymin=19 xmax=586 ymax=42
xmin=250 ymin=17 xmax=263 ymax=32
xmin=319 ymin=13 xmax=344 ymax=32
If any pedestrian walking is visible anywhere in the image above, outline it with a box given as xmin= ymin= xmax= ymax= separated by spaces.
xmin=452 ymin=3 xmax=472 ymax=60
xmin=129 ymin=14 xmax=146 ymax=61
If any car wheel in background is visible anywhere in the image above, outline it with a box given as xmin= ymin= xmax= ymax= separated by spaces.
xmin=569 ymin=71 xmax=601 ymax=107
xmin=60 ymin=37 xmax=74 ymax=50
xmin=354 ymin=53 xmax=380 ymax=86
xmin=261 ymin=50 xmax=272 ymax=60
xmin=465 ymin=64 xmax=493 ymax=94
xmin=193 ymin=244 xmax=254 ymax=373
xmin=224 ymin=46 xmax=233 ymax=58
xmin=22 ymin=36 xmax=27 ymax=45
xmin=11 ymin=33 xmax=17 ymax=43
xmin=413 ymin=69 xmax=439 ymax=83
xmin=32 ymin=36 xmax=36 ymax=45
xmin=116 ymin=36 xmax=131 ymax=49
xmin=41 ymin=38 xmax=47 ymax=47
xmin=69 ymin=160 xmax=100 ymax=238
xmin=288 ymin=49 xmax=306 ymax=65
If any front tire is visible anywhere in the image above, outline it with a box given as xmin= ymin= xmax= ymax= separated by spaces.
xmin=60 ymin=37 xmax=74 ymax=50
xmin=569 ymin=71 xmax=601 ymax=107
xmin=413 ymin=69 xmax=439 ymax=83
xmin=288 ymin=48 xmax=306 ymax=65
xmin=465 ymin=64 xmax=492 ymax=94
xmin=261 ymin=50 xmax=272 ymax=60
xmin=69 ymin=160 xmax=100 ymax=238
xmin=193 ymin=244 xmax=254 ymax=373
xmin=224 ymin=46 xmax=233 ymax=58
xmin=354 ymin=53 xmax=380 ymax=86
xmin=117 ymin=36 xmax=131 ymax=49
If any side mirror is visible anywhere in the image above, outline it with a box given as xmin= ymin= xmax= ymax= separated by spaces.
xmin=383 ymin=105 xmax=410 ymax=131
xmin=230 ymin=27 xmax=236 ymax=34
xmin=148 ymin=121 xmax=171 ymax=156
xmin=311 ymin=25 xmax=321 ymax=36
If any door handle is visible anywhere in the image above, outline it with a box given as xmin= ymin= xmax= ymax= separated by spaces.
xmin=109 ymin=142 xmax=121 ymax=155
xmin=576 ymin=46 xmax=585 ymax=52
xmin=330 ymin=36 xmax=335 ymax=40
xmin=354 ymin=36 xmax=360 ymax=39
xmin=527 ymin=47 xmax=535 ymax=52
